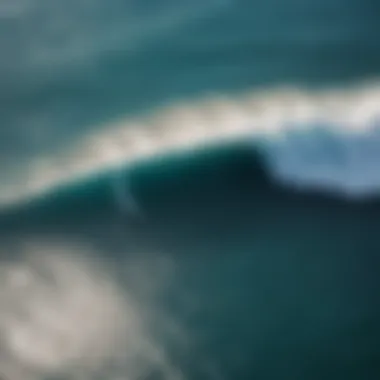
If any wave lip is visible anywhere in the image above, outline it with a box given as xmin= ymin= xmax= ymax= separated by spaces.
xmin=1 ymin=81 xmax=380 ymax=207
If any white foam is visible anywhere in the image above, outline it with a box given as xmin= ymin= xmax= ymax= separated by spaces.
xmin=1 ymin=81 xmax=380 ymax=206
xmin=0 ymin=240 xmax=185 ymax=380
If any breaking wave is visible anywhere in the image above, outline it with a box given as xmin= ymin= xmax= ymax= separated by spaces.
xmin=2 ymin=81 xmax=380 ymax=207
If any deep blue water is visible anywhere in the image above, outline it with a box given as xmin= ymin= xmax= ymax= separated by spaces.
xmin=1 ymin=1 xmax=380 ymax=380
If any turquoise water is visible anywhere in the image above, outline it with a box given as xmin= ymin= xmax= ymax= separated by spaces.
xmin=1 ymin=1 xmax=380 ymax=379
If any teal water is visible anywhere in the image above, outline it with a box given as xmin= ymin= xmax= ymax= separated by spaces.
xmin=1 ymin=1 xmax=380 ymax=380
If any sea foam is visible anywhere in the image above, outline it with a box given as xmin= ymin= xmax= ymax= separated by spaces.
xmin=0 ymin=240 xmax=184 ymax=380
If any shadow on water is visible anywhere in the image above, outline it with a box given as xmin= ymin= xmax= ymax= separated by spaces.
xmin=1 ymin=142 xmax=380 ymax=379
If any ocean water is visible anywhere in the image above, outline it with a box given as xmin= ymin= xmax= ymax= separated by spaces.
xmin=1 ymin=1 xmax=380 ymax=379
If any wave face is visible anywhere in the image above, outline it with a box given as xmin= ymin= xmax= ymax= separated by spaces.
xmin=2 ymin=0 xmax=380 ymax=380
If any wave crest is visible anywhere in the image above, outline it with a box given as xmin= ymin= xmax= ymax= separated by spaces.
xmin=1 ymin=81 xmax=380 ymax=206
